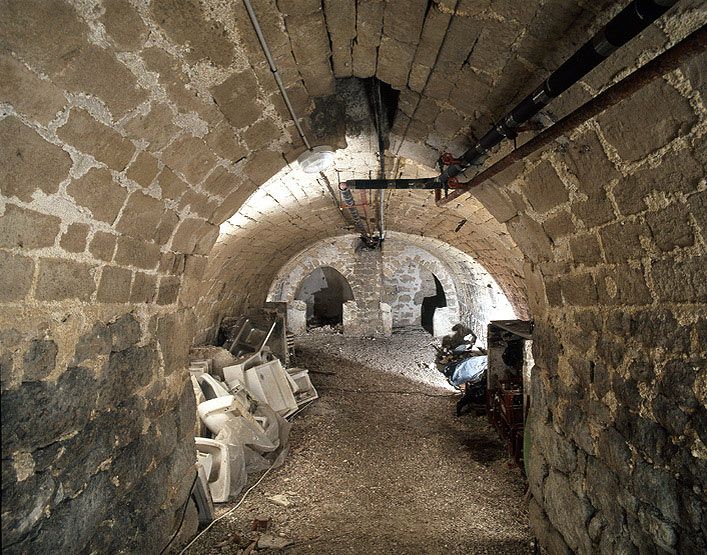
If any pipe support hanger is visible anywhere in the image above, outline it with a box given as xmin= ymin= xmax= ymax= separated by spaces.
xmin=347 ymin=0 xmax=679 ymax=192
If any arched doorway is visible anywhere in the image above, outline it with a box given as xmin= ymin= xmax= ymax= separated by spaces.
xmin=421 ymin=273 xmax=447 ymax=334
xmin=295 ymin=267 xmax=354 ymax=327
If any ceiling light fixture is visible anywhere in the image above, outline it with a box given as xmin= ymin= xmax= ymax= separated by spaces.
xmin=296 ymin=145 xmax=335 ymax=174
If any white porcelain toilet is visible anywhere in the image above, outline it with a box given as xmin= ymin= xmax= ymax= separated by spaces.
xmin=197 ymin=395 xmax=241 ymax=435
xmin=197 ymin=373 xmax=231 ymax=399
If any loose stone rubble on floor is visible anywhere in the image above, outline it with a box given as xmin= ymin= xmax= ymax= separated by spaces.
xmin=189 ymin=329 xmax=531 ymax=554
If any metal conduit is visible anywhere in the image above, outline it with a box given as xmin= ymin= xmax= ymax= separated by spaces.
xmin=346 ymin=178 xmax=441 ymax=189
xmin=334 ymin=178 xmax=371 ymax=238
xmin=242 ymin=0 xmax=311 ymax=150
xmin=340 ymin=185 xmax=380 ymax=247
xmin=343 ymin=0 xmax=678 ymax=192
xmin=372 ymin=80 xmax=387 ymax=239
xmin=436 ymin=0 xmax=678 ymax=183
xmin=437 ymin=25 xmax=706 ymax=205
xmin=319 ymin=172 xmax=352 ymax=226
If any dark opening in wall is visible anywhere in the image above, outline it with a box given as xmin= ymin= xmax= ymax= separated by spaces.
xmin=295 ymin=267 xmax=354 ymax=327
xmin=371 ymin=78 xmax=400 ymax=130
xmin=421 ymin=274 xmax=447 ymax=334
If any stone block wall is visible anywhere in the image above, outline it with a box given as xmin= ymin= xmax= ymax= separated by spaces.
xmin=494 ymin=48 xmax=707 ymax=554
xmin=3 ymin=0 xmax=705 ymax=552
xmin=0 ymin=0 xmax=293 ymax=549
xmin=266 ymin=235 xmax=390 ymax=336
xmin=344 ymin=245 xmax=389 ymax=336
xmin=383 ymin=235 xmax=516 ymax=340
xmin=286 ymin=300 xmax=307 ymax=335
xmin=383 ymin=243 xmax=442 ymax=327
xmin=432 ymin=307 xmax=457 ymax=338
xmin=1 ymin=307 xmax=196 ymax=552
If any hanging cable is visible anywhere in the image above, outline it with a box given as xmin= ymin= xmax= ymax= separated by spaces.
xmin=179 ymin=465 xmax=276 ymax=554
xmin=337 ymin=181 xmax=377 ymax=246
xmin=359 ymin=189 xmax=373 ymax=237
xmin=371 ymin=79 xmax=387 ymax=239
xmin=319 ymin=172 xmax=352 ymax=227
xmin=158 ymin=472 xmax=198 ymax=555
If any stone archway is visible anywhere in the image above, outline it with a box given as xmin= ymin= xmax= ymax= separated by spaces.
xmin=3 ymin=1 xmax=704 ymax=552
xmin=294 ymin=266 xmax=354 ymax=328
xmin=380 ymin=236 xmax=466 ymax=338
xmin=265 ymin=233 xmax=512 ymax=339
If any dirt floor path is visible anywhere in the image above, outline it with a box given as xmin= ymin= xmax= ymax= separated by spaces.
xmin=188 ymin=329 xmax=532 ymax=554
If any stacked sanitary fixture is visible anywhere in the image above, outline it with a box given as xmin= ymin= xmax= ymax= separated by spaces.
xmin=188 ymin=323 xmax=318 ymax=521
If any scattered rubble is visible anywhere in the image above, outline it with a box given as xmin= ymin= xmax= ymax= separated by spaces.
xmin=265 ymin=494 xmax=292 ymax=508
xmin=306 ymin=324 xmax=342 ymax=335
xmin=251 ymin=518 xmax=269 ymax=532
xmin=257 ymin=534 xmax=294 ymax=550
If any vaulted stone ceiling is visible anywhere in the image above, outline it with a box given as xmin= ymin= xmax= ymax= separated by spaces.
xmin=2 ymin=0 xmax=701 ymax=337
xmin=2 ymin=1 xmax=706 ymax=553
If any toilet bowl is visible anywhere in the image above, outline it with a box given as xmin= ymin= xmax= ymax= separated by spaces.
xmin=197 ymin=395 xmax=241 ymax=435
xmin=197 ymin=373 xmax=231 ymax=400
xmin=196 ymin=451 xmax=214 ymax=479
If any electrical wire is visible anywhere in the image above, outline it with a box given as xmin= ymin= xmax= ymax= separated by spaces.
xmin=372 ymin=78 xmax=386 ymax=238
xmin=316 ymin=386 xmax=456 ymax=398
xmin=178 ymin=465 xmax=276 ymax=554
xmin=176 ymin=400 xmax=314 ymax=553
xmin=283 ymin=398 xmax=316 ymax=420
xmin=159 ymin=472 xmax=199 ymax=555
xmin=319 ymin=172 xmax=351 ymax=228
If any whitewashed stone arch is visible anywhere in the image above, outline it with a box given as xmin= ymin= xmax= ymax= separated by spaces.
xmin=267 ymin=237 xmax=359 ymax=303
xmin=381 ymin=242 xmax=460 ymax=330
xmin=267 ymin=234 xmax=466 ymax=336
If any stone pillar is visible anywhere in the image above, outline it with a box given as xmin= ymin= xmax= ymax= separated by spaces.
xmin=342 ymin=300 xmax=362 ymax=335
xmin=286 ymin=300 xmax=307 ymax=335
xmin=432 ymin=307 xmax=455 ymax=337
xmin=380 ymin=302 xmax=392 ymax=336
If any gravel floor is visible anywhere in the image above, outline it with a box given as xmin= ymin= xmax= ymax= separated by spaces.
xmin=186 ymin=328 xmax=532 ymax=555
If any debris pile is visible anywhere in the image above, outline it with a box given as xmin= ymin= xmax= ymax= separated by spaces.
xmin=189 ymin=330 xmax=533 ymax=553
xmin=203 ymin=518 xmax=294 ymax=553
xmin=433 ymin=323 xmax=488 ymax=416
xmin=188 ymin=318 xmax=319 ymax=524
xmin=307 ymin=323 xmax=342 ymax=334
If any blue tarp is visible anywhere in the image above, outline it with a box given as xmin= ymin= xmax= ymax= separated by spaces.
xmin=449 ymin=355 xmax=487 ymax=387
